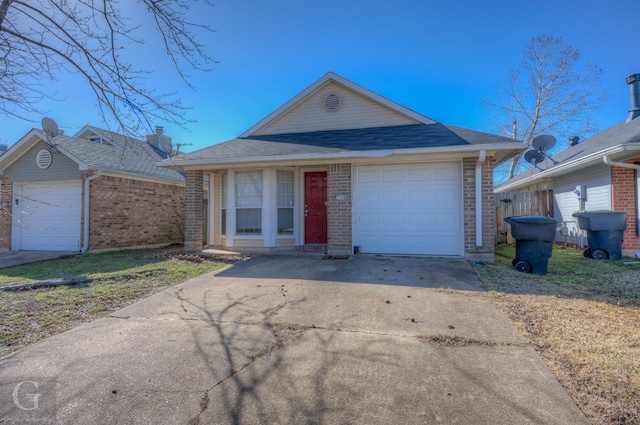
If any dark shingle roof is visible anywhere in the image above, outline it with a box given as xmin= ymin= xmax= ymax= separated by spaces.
xmin=37 ymin=130 xmax=184 ymax=182
xmin=169 ymin=123 xmax=517 ymax=164
xmin=500 ymin=118 xmax=640 ymax=188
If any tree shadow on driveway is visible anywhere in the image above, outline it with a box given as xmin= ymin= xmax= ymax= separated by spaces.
xmin=216 ymin=254 xmax=485 ymax=291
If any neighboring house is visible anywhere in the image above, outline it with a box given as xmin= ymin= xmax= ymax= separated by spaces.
xmin=0 ymin=125 xmax=186 ymax=252
xmin=161 ymin=72 xmax=522 ymax=260
xmin=495 ymin=74 xmax=640 ymax=257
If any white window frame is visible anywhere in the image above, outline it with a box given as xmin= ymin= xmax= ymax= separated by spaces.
xmin=277 ymin=170 xmax=294 ymax=235
xmin=235 ymin=170 xmax=263 ymax=235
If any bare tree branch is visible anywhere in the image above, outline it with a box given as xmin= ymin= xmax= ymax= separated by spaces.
xmin=486 ymin=35 xmax=608 ymax=182
xmin=0 ymin=0 xmax=216 ymax=137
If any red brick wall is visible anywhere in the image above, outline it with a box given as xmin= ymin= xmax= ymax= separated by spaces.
xmin=327 ymin=163 xmax=352 ymax=256
xmin=463 ymin=157 xmax=495 ymax=257
xmin=0 ymin=178 xmax=12 ymax=250
xmin=184 ymin=170 xmax=203 ymax=252
xmin=611 ymin=157 xmax=640 ymax=251
xmin=88 ymin=175 xmax=185 ymax=250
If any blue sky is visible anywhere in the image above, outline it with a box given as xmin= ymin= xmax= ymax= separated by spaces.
xmin=2 ymin=0 xmax=640 ymax=152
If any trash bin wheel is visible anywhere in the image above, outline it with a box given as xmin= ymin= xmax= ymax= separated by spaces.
xmin=514 ymin=260 xmax=532 ymax=274
xmin=592 ymin=249 xmax=609 ymax=260
xmin=512 ymin=258 xmax=518 ymax=267
xmin=583 ymin=248 xmax=591 ymax=258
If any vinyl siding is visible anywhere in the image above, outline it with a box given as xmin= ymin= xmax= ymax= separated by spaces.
xmin=552 ymin=164 xmax=611 ymax=244
xmin=4 ymin=141 xmax=81 ymax=182
xmin=254 ymin=81 xmax=419 ymax=135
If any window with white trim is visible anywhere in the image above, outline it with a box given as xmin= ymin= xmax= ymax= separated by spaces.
xmin=220 ymin=173 xmax=227 ymax=236
xmin=277 ymin=170 xmax=294 ymax=234
xmin=235 ymin=170 xmax=262 ymax=234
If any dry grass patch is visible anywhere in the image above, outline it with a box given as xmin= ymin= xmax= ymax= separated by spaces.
xmin=475 ymin=245 xmax=639 ymax=425
xmin=0 ymin=248 xmax=240 ymax=357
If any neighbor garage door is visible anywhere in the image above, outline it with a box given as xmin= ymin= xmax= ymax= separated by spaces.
xmin=13 ymin=182 xmax=82 ymax=251
xmin=354 ymin=162 xmax=462 ymax=255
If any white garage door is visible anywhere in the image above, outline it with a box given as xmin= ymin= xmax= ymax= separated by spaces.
xmin=354 ymin=162 xmax=462 ymax=255
xmin=13 ymin=183 xmax=82 ymax=251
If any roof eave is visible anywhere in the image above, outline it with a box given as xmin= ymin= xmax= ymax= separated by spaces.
xmin=97 ymin=169 xmax=185 ymax=185
xmin=495 ymin=144 xmax=640 ymax=192
xmin=159 ymin=143 xmax=524 ymax=171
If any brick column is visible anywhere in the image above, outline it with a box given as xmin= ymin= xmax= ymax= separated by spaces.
xmin=185 ymin=170 xmax=203 ymax=252
xmin=327 ymin=164 xmax=352 ymax=256
xmin=463 ymin=157 xmax=495 ymax=260
xmin=0 ymin=178 xmax=12 ymax=250
xmin=611 ymin=157 xmax=640 ymax=252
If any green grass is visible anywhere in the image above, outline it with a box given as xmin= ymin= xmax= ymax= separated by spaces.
xmin=0 ymin=248 xmax=239 ymax=356
xmin=474 ymin=244 xmax=640 ymax=424
xmin=477 ymin=244 xmax=640 ymax=305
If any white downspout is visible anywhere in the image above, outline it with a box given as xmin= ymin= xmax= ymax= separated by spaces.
xmin=603 ymin=155 xmax=640 ymax=171
xmin=81 ymin=170 xmax=102 ymax=253
xmin=476 ymin=150 xmax=486 ymax=247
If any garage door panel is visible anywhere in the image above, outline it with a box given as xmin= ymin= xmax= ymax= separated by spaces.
xmin=382 ymin=213 xmax=404 ymax=226
xmin=382 ymin=190 xmax=404 ymax=204
xmin=407 ymin=189 xmax=430 ymax=204
xmin=407 ymin=168 xmax=430 ymax=181
xmin=15 ymin=183 xmax=81 ymax=251
xmin=382 ymin=170 xmax=404 ymax=182
xmin=355 ymin=163 xmax=461 ymax=256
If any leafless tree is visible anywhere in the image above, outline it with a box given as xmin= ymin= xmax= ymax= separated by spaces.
xmin=0 ymin=0 xmax=215 ymax=136
xmin=486 ymin=35 xmax=608 ymax=181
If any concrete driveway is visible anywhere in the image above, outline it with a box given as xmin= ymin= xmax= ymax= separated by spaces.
xmin=0 ymin=255 xmax=589 ymax=424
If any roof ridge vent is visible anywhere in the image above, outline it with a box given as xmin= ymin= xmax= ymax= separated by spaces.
xmin=323 ymin=93 xmax=342 ymax=112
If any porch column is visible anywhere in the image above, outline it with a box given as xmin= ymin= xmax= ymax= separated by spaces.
xmin=185 ymin=170 xmax=203 ymax=252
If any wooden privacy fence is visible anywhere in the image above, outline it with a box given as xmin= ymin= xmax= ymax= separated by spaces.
xmin=495 ymin=190 xmax=554 ymax=244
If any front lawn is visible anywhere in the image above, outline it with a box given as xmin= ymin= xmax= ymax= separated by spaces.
xmin=0 ymin=248 xmax=240 ymax=357
xmin=474 ymin=245 xmax=639 ymax=425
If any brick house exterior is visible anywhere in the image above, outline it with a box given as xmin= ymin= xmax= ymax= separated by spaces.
xmin=164 ymin=73 xmax=521 ymax=260
xmin=0 ymin=125 xmax=188 ymax=252
xmin=0 ymin=177 xmax=12 ymax=250
xmin=611 ymin=156 xmax=640 ymax=252
xmin=496 ymin=74 xmax=640 ymax=257
xmin=87 ymin=175 xmax=185 ymax=250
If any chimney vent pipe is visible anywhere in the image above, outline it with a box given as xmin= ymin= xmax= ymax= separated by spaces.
xmin=626 ymin=74 xmax=640 ymax=122
xmin=155 ymin=126 xmax=164 ymax=135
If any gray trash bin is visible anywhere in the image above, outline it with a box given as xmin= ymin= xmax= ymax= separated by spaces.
xmin=572 ymin=211 xmax=627 ymax=260
xmin=505 ymin=216 xmax=558 ymax=275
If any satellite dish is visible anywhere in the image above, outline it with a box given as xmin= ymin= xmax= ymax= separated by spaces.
xmin=42 ymin=117 xmax=60 ymax=138
xmin=41 ymin=117 xmax=60 ymax=153
xmin=524 ymin=150 xmax=545 ymax=165
xmin=532 ymin=135 xmax=556 ymax=153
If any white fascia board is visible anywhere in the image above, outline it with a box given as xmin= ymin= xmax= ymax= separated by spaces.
xmin=239 ymin=72 xmax=436 ymax=138
xmin=495 ymin=145 xmax=637 ymax=193
xmin=98 ymin=169 xmax=185 ymax=186
xmin=0 ymin=129 xmax=41 ymax=174
xmin=159 ymin=143 xmax=521 ymax=171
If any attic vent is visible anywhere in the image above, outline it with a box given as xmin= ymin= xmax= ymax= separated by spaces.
xmin=36 ymin=150 xmax=52 ymax=169
xmin=323 ymin=93 xmax=342 ymax=112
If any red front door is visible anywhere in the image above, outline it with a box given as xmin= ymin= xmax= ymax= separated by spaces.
xmin=304 ymin=172 xmax=327 ymax=244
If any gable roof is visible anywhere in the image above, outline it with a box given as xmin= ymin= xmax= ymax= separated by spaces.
xmin=240 ymin=72 xmax=436 ymax=137
xmin=496 ymin=118 xmax=640 ymax=192
xmin=0 ymin=128 xmax=184 ymax=183
xmin=161 ymin=72 xmax=522 ymax=170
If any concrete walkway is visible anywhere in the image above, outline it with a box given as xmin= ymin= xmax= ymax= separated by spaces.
xmin=0 ymin=255 xmax=589 ymax=424
xmin=0 ymin=250 xmax=77 ymax=269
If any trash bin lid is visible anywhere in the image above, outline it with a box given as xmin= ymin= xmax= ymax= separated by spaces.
xmin=505 ymin=216 xmax=558 ymax=224
xmin=571 ymin=210 xmax=626 ymax=231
